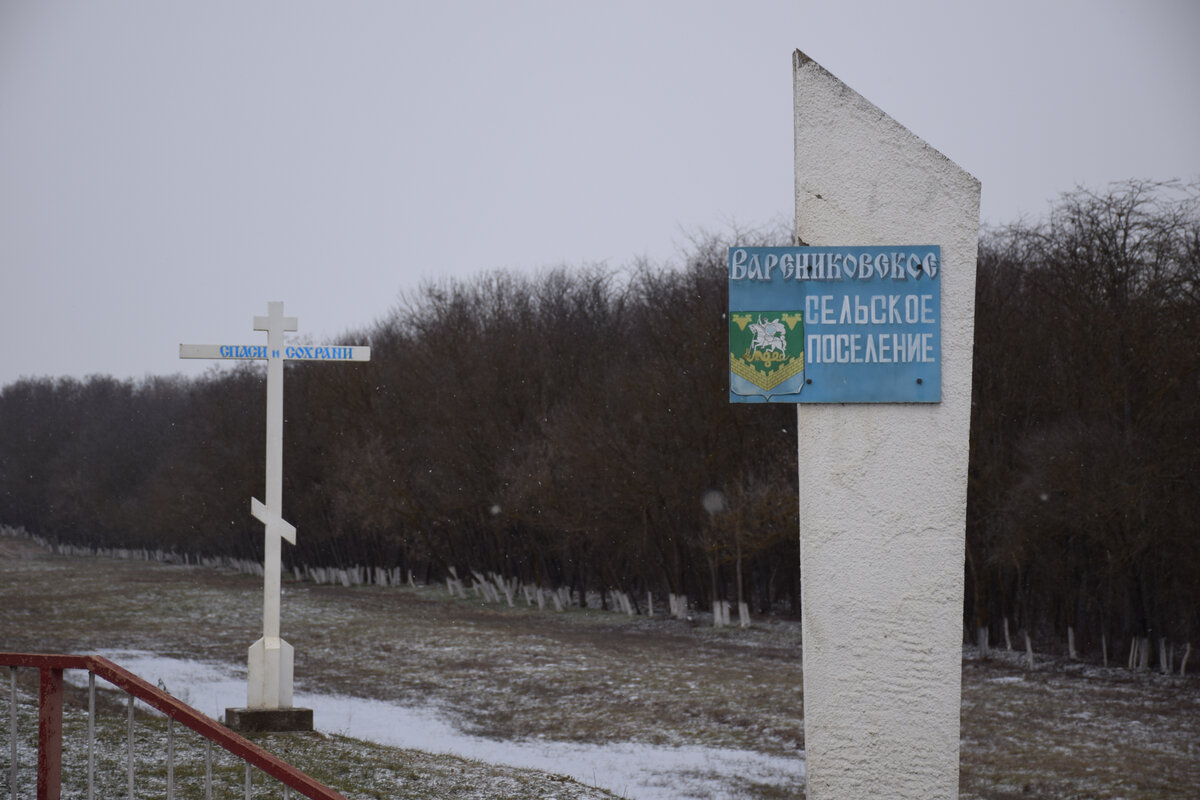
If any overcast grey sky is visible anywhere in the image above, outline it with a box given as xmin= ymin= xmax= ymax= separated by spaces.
xmin=2 ymin=0 xmax=1197 ymax=387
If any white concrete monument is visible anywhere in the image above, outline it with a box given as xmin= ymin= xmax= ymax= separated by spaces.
xmin=791 ymin=50 xmax=979 ymax=798
xmin=181 ymin=302 xmax=370 ymax=730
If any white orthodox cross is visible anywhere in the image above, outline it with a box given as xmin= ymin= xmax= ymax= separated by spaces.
xmin=181 ymin=302 xmax=370 ymax=710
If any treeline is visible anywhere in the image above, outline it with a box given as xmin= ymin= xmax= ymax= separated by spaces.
xmin=0 ymin=232 xmax=800 ymax=616
xmin=967 ymin=181 xmax=1200 ymax=668
xmin=1 ymin=181 xmax=1197 ymax=663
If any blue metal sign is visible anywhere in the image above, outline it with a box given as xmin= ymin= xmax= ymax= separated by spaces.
xmin=729 ymin=245 xmax=941 ymax=403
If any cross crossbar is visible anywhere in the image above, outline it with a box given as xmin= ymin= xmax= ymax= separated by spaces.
xmin=179 ymin=344 xmax=370 ymax=361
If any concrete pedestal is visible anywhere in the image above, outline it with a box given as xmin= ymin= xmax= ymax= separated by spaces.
xmin=224 ymin=706 xmax=313 ymax=733
xmin=792 ymin=49 xmax=979 ymax=799
xmin=248 ymin=636 xmax=294 ymax=709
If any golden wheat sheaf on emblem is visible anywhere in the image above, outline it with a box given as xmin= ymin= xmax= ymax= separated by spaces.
xmin=729 ymin=311 xmax=805 ymax=397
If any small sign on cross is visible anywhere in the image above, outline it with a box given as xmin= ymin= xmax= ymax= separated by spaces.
xmin=180 ymin=301 xmax=370 ymax=714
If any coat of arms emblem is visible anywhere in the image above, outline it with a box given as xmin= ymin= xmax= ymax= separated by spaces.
xmin=729 ymin=311 xmax=805 ymax=400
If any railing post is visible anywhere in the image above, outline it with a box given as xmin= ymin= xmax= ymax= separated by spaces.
xmin=87 ymin=673 xmax=95 ymax=800
xmin=127 ymin=694 xmax=135 ymax=800
xmin=37 ymin=667 xmax=63 ymax=800
xmin=167 ymin=717 xmax=175 ymax=800
xmin=9 ymin=667 xmax=16 ymax=800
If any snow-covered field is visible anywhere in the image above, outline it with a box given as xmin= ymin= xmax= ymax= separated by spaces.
xmin=3 ymin=536 xmax=1198 ymax=799
xmin=67 ymin=650 xmax=805 ymax=800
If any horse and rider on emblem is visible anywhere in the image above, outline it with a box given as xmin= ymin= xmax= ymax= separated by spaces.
xmin=729 ymin=311 xmax=806 ymax=400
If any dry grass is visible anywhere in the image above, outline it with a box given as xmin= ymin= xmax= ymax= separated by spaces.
xmin=959 ymin=655 xmax=1200 ymax=799
xmin=0 ymin=546 xmax=806 ymax=754
xmin=2 ymin=538 xmax=1198 ymax=798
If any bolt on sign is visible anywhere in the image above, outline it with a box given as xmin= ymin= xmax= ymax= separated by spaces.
xmin=728 ymin=245 xmax=941 ymax=403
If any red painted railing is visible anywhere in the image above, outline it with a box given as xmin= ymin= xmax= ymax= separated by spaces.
xmin=1 ymin=652 xmax=347 ymax=800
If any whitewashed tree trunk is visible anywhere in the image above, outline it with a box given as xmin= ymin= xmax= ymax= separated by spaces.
xmin=1181 ymin=643 xmax=1192 ymax=676
xmin=977 ymin=625 xmax=989 ymax=657
xmin=647 ymin=593 xmax=654 ymax=617
xmin=1025 ymin=631 xmax=1034 ymax=670
xmin=1068 ymin=626 xmax=1077 ymax=660
xmin=734 ymin=537 xmax=746 ymax=628
xmin=1003 ymin=617 xmax=1012 ymax=651
xmin=1128 ymin=637 xmax=1138 ymax=670
xmin=1159 ymin=638 xmax=1171 ymax=675
xmin=712 ymin=600 xmax=724 ymax=628
xmin=1101 ymin=633 xmax=1108 ymax=667
xmin=669 ymin=593 xmax=689 ymax=620
xmin=1137 ymin=636 xmax=1151 ymax=671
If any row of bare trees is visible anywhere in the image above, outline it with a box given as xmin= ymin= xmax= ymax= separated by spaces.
xmin=967 ymin=180 xmax=1200 ymax=668
xmin=0 ymin=235 xmax=800 ymax=615
xmin=1 ymin=181 xmax=1197 ymax=657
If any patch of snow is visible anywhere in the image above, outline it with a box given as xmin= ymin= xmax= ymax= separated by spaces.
xmin=69 ymin=650 xmax=805 ymax=800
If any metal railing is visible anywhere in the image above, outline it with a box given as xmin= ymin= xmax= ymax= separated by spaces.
xmin=2 ymin=653 xmax=346 ymax=800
